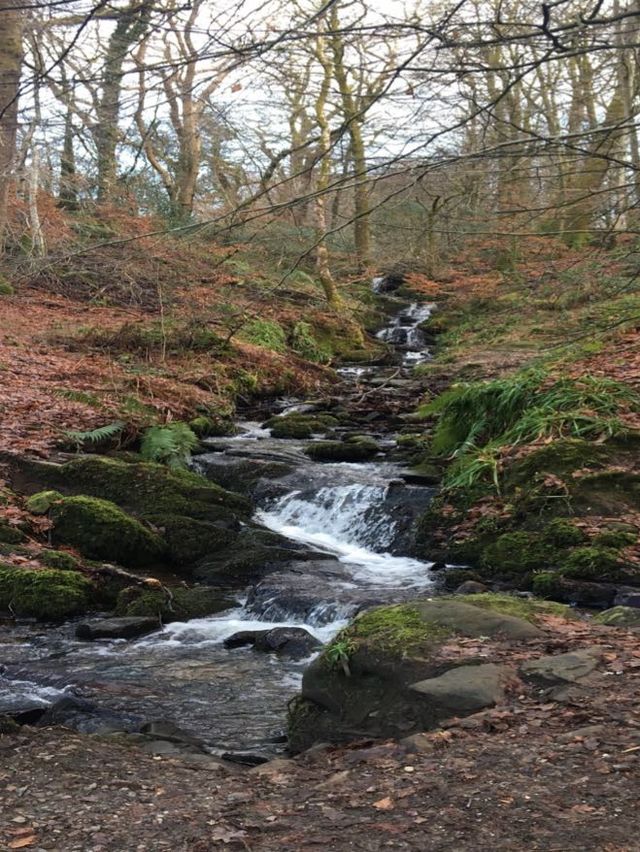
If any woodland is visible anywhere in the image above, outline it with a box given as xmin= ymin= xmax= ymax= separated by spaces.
xmin=1 ymin=1 xmax=640 ymax=849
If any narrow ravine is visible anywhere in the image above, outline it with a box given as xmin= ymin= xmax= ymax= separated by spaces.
xmin=0 ymin=294 xmax=439 ymax=756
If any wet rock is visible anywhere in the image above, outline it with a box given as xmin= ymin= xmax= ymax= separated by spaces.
xmin=223 ymin=630 xmax=257 ymax=649
xmin=116 ymin=586 xmax=236 ymax=622
xmin=304 ymin=438 xmax=381 ymax=462
xmin=410 ymin=663 xmax=511 ymax=713
xmin=454 ymin=580 xmax=489 ymax=595
xmin=195 ymin=455 xmax=294 ymax=496
xmin=613 ymin=589 xmax=640 ymax=608
xmin=76 ymin=616 xmax=160 ymax=641
xmin=520 ymin=648 xmax=602 ymax=685
xmin=254 ymin=627 xmax=321 ymax=658
xmin=139 ymin=720 xmax=205 ymax=749
xmin=593 ymin=606 xmax=640 ymax=627
xmin=225 ymin=627 xmax=321 ymax=658
xmin=193 ymin=527 xmax=321 ymax=587
xmin=246 ymin=563 xmax=404 ymax=625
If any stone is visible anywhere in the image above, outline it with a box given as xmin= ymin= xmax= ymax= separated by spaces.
xmin=593 ymin=606 xmax=640 ymax=627
xmin=249 ymin=758 xmax=294 ymax=776
xmin=76 ymin=616 xmax=160 ymax=640
xmin=410 ymin=663 xmax=511 ymax=713
xmin=454 ymin=580 xmax=489 ymax=595
xmin=520 ymin=648 xmax=602 ymax=685
xmin=412 ymin=599 xmax=543 ymax=641
xmin=613 ymin=589 xmax=640 ymax=609
xmin=400 ymin=732 xmax=437 ymax=753
xmin=224 ymin=627 xmax=322 ymax=659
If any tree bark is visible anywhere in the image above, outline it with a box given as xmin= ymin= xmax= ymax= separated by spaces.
xmin=0 ymin=0 xmax=23 ymax=252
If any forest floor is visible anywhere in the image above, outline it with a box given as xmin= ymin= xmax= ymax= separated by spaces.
xmin=1 ymin=612 xmax=639 ymax=851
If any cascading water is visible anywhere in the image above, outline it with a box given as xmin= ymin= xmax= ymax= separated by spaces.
xmin=0 ymin=296 xmax=439 ymax=755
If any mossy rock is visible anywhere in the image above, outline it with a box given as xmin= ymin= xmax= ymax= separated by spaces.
xmin=542 ymin=519 xmax=587 ymax=548
xmin=265 ymin=413 xmax=338 ymax=439
xmin=593 ymin=606 xmax=640 ymax=627
xmin=26 ymin=490 xmax=64 ymax=515
xmin=189 ymin=416 xmax=235 ymax=438
xmin=0 ymin=280 xmax=14 ymax=296
xmin=304 ymin=438 xmax=381 ymax=462
xmin=40 ymin=549 xmax=81 ymax=571
xmin=193 ymin=527 xmax=305 ymax=586
xmin=450 ymin=592 xmax=574 ymax=622
xmin=290 ymin=598 xmax=542 ymax=752
xmin=558 ymin=546 xmax=626 ymax=581
xmin=0 ymin=565 xmax=92 ymax=620
xmin=145 ymin=514 xmax=235 ymax=567
xmin=15 ymin=455 xmax=251 ymax=522
xmin=505 ymin=440 xmax=609 ymax=490
xmin=116 ymin=585 xmax=236 ymax=621
xmin=480 ymin=532 xmax=556 ymax=577
xmin=592 ymin=528 xmax=637 ymax=549
xmin=0 ymin=522 xmax=25 ymax=545
xmin=51 ymin=496 xmax=166 ymax=569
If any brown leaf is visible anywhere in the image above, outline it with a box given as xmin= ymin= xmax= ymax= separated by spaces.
xmin=9 ymin=837 xmax=37 ymax=849
xmin=373 ymin=797 xmax=394 ymax=810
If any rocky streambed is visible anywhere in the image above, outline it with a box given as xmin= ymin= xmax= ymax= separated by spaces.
xmin=0 ymin=295 xmax=443 ymax=757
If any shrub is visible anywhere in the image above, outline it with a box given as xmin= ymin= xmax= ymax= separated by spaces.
xmin=140 ymin=422 xmax=199 ymax=469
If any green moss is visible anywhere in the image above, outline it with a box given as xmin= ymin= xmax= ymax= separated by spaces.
xmin=558 ymin=546 xmax=623 ymax=581
xmin=456 ymin=592 xmax=573 ymax=622
xmin=240 ymin=318 xmax=287 ymax=352
xmin=42 ymin=456 xmax=250 ymax=520
xmin=0 ymin=523 xmax=25 ymax=544
xmin=593 ymin=529 xmax=637 ymax=549
xmin=0 ymin=565 xmax=92 ymax=619
xmin=145 ymin=514 xmax=232 ymax=566
xmin=505 ymin=439 xmax=608 ymax=489
xmin=266 ymin=413 xmax=338 ymax=439
xmin=51 ymin=496 xmax=166 ymax=568
xmin=25 ymin=490 xmax=63 ymax=515
xmin=327 ymin=604 xmax=452 ymax=658
xmin=305 ymin=438 xmax=380 ymax=462
xmin=593 ymin=606 xmax=640 ymax=627
xmin=480 ymin=532 xmax=555 ymax=576
xmin=542 ymin=518 xmax=587 ymax=547
xmin=40 ymin=549 xmax=80 ymax=571
xmin=0 ymin=280 xmax=14 ymax=296
xmin=531 ymin=571 xmax=562 ymax=599
xmin=189 ymin=416 xmax=235 ymax=438
xmin=116 ymin=586 xmax=235 ymax=621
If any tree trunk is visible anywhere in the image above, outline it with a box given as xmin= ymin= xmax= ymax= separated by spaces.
xmin=0 ymin=0 xmax=23 ymax=252
xmin=59 ymin=105 xmax=78 ymax=209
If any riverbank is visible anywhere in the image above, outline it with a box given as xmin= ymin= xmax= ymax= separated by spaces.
xmin=2 ymin=608 xmax=639 ymax=851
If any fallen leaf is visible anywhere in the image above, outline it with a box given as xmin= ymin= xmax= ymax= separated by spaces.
xmin=9 ymin=837 xmax=37 ymax=849
xmin=373 ymin=796 xmax=394 ymax=810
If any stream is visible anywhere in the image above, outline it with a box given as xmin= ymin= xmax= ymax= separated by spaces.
xmin=0 ymin=298 xmax=438 ymax=756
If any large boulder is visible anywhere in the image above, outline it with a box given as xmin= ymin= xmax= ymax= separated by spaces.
xmin=593 ymin=606 xmax=640 ymax=627
xmin=51 ymin=496 xmax=167 ymax=568
xmin=0 ymin=564 xmax=92 ymax=620
xmin=115 ymin=586 xmax=236 ymax=621
xmin=288 ymin=595 xmax=563 ymax=752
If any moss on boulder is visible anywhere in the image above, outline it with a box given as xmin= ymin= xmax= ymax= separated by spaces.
xmin=0 ymin=522 xmax=25 ymax=544
xmin=593 ymin=606 xmax=640 ymax=627
xmin=116 ymin=585 xmax=236 ymax=621
xmin=304 ymin=437 xmax=381 ymax=462
xmin=51 ymin=496 xmax=166 ymax=568
xmin=480 ymin=532 xmax=555 ymax=577
xmin=265 ymin=413 xmax=338 ymax=439
xmin=289 ymin=596 xmax=544 ymax=752
xmin=40 ymin=549 xmax=81 ymax=571
xmin=145 ymin=514 xmax=234 ymax=567
xmin=0 ymin=565 xmax=92 ymax=619
xmin=25 ymin=490 xmax=64 ymax=515
xmin=189 ymin=415 xmax=235 ymax=437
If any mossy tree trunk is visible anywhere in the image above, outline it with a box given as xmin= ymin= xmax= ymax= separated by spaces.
xmin=0 ymin=0 xmax=23 ymax=252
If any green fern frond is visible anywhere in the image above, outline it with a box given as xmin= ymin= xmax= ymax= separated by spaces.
xmin=140 ymin=422 xmax=198 ymax=469
xmin=63 ymin=421 xmax=125 ymax=447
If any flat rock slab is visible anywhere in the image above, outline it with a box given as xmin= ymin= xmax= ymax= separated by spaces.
xmin=520 ymin=648 xmax=602 ymax=685
xmin=414 ymin=600 xmax=543 ymax=641
xmin=76 ymin=617 xmax=160 ymax=641
xmin=410 ymin=663 xmax=510 ymax=713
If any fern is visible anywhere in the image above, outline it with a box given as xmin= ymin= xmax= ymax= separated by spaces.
xmin=64 ymin=421 xmax=125 ymax=448
xmin=140 ymin=422 xmax=198 ymax=469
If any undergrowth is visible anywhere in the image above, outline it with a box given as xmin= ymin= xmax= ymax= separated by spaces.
xmin=421 ymin=371 xmax=639 ymax=491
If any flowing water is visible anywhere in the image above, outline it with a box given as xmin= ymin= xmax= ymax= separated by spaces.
xmin=0 ymin=294 xmax=438 ymax=754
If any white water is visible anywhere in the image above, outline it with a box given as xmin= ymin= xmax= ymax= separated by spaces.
xmin=376 ymin=301 xmax=435 ymax=365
